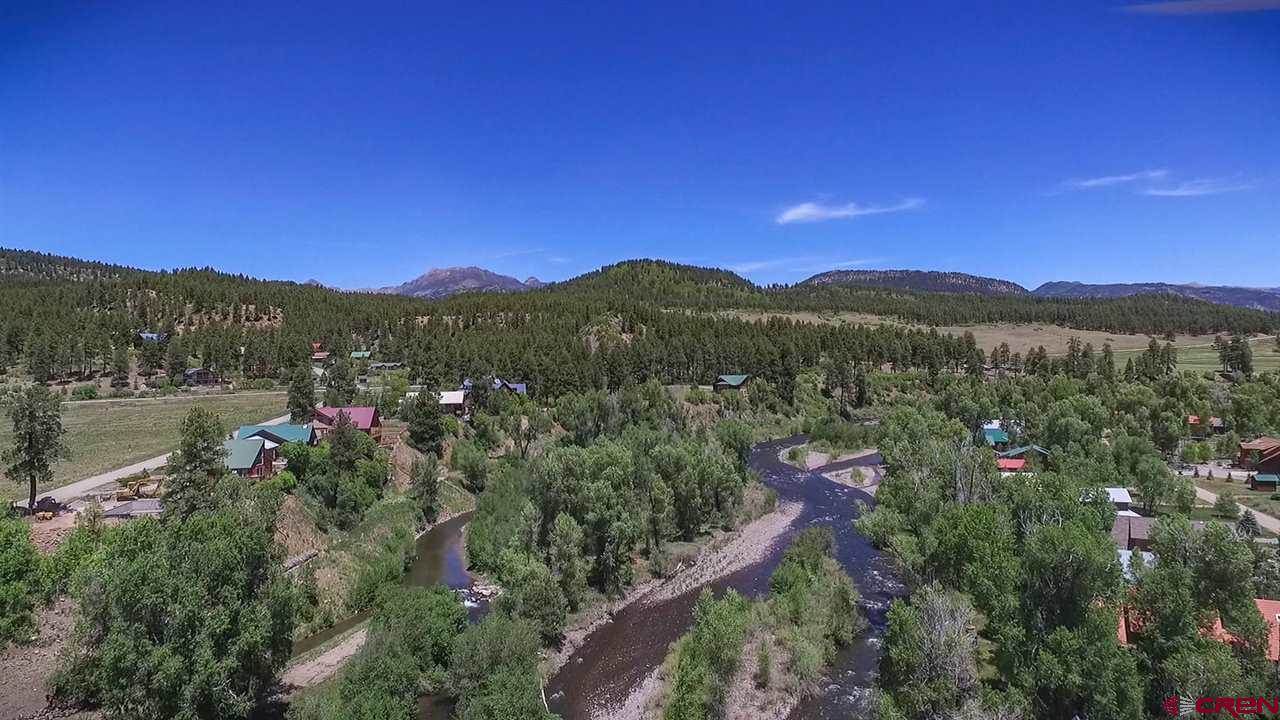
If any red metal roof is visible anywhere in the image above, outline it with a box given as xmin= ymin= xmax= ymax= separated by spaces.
xmin=314 ymin=406 xmax=378 ymax=431
xmin=997 ymin=458 xmax=1026 ymax=471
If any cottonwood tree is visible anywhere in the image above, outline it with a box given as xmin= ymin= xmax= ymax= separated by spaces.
xmin=406 ymin=392 xmax=445 ymax=455
xmin=4 ymin=383 xmax=68 ymax=512
xmin=410 ymin=453 xmax=441 ymax=522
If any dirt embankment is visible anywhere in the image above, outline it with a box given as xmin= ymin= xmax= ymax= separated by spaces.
xmin=547 ymin=500 xmax=802 ymax=679
xmin=0 ymin=600 xmax=99 ymax=720
xmin=275 ymin=494 xmax=327 ymax=560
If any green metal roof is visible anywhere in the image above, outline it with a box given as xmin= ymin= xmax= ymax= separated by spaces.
xmin=350 ymin=351 xmax=372 ymax=359
xmin=223 ymin=438 xmax=265 ymax=472
xmin=237 ymin=424 xmax=313 ymax=444
xmin=716 ymin=374 xmax=751 ymax=387
xmin=1256 ymin=474 xmax=1280 ymax=484
xmin=983 ymin=428 xmax=1010 ymax=445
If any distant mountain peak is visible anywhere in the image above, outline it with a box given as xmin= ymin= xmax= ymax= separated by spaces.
xmin=799 ymin=268 xmax=1029 ymax=296
xmin=377 ymin=265 xmax=539 ymax=299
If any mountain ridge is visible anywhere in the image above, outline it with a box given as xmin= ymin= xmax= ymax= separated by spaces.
xmin=374 ymin=266 xmax=541 ymax=299
xmin=1033 ymin=281 xmax=1280 ymax=312
xmin=799 ymin=269 xmax=1029 ymax=297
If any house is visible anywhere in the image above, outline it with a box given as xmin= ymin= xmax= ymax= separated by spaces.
xmin=138 ymin=331 xmax=166 ymax=343
xmin=236 ymin=423 xmax=317 ymax=447
xmin=1251 ymin=474 xmax=1280 ymax=492
xmin=223 ymin=438 xmax=273 ymax=479
xmin=1111 ymin=515 xmax=1156 ymax=551
xmin=996 ymin=458 xmax=1027 ymax=473
xmin=1240 ymin=437 xmax=1280 ymax=469
xmin=460 ymin=377 xmax=529 ymax=396
xmin=350 ymin=351 xmax=372 ymax=360
xmin=439 ymin=390 xmax=466 ymax=416
xmin=713 ymin=374 xmax=752 ymax=393
xmin=1122 ymin=598 xmax=1280 ymax=661
xmin=309 ymin=342 xmax=331 ymax=363
xmin=1188 ymin=415 xmax=1227 ymax=439
xmin=313 ymin=407 xmax=381 ymax=438
xmin=983 ymin=428 xmax=1010 ymax=450
xmin=183 ymin=367 xmax=219 ymax=386
xmin=1104 ymin=487 xmax=1133 ymax=511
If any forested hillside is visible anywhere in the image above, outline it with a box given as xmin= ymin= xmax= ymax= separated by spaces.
xmin=800 ymin=268 xmax=1030 ymax=296
xmin=0 ymin=249 xmax=1276 ymax=400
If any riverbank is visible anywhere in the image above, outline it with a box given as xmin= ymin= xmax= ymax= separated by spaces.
xmin=547 ymin=500 xmax=802 ymax=678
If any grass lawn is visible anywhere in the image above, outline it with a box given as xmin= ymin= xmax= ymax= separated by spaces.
xmin=1194 ymin=473 xmax=1280 ymax=519
xmin=1 ymin=391 xmax=287 ymax=499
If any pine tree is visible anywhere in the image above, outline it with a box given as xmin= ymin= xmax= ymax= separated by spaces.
xmin=4 ymin=384 xmax=68 ymax=511
xmin=164 ymin=406 xmax=228 ymax=519
xmin=287 ymin=364 xmax=316 ymax=423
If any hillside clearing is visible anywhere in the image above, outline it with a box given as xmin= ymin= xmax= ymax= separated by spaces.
xmin=715 ymin=309 xmax=1274 ymax=362
xmin=1 ymin=392 xmax=287 ymax=500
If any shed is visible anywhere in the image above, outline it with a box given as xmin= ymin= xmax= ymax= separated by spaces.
xmin=439 ymin=390 xmax=466 ymax=415
xmin=1104 ymin=487 xmax=1132 ymax=511
xmin=1251 ymin=474 xmax=1280 ymax=492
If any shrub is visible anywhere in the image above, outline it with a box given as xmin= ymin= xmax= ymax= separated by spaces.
xmin=0 ymin=517 xmax=40 ymax=644
xmin=70 ymin=385 xmax=98 ymax=401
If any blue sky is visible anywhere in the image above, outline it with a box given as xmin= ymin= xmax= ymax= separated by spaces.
xmin=2 ymin=1 xmax=1277 ymax=290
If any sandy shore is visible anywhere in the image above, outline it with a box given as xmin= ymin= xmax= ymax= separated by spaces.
xmin=280 ymin=627 xmax=368 ymax=691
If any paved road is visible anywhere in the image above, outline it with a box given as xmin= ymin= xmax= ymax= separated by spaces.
xmin=15 ymin=413 xmax=291 ymax=508
xmin=1192 ymin=485 xmax=1280 ymax=535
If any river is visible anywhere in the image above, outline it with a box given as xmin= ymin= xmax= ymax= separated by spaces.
xmin=545 ymin=436 xmax=904 ymax=719
xmin=291 ymin=436 xmax=902 ymax=719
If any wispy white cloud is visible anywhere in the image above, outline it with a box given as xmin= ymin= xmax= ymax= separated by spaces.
xmin=727 ymin=256 xmax=883 ymax=275
xmin=488 ymin=247 xmax=547 ymax=260
xmin=1123 ymin=0 xmax=1280 ymax=15
xmin=1141 ymin=178 xmax=1254 ymax=197
xmin=775 ymin=198 xmax=924 ymax=225
xmin=1062 ymin=168 xmax=1168 ymax=190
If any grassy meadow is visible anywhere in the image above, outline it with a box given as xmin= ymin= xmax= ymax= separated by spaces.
xmin=1 ymin=391 xmax=287 ymax=499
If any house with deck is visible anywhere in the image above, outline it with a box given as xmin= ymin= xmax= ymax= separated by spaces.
xmin=223 ymin=437 xmax=273 ymax=479
xmin=1241 ymin=437 xmax=1280 ymax=472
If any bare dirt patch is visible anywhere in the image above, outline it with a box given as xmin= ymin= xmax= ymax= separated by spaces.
xmin=0 ymin=600 xmax=99 ymax=720
xmin=275 ymin=495 xmax=327 ymax=559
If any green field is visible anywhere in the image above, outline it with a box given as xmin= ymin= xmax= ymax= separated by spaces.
xmin=1170 ymin=337 xmax=1280 ymax=374
xmin=1 ymin=392 xmax=287 ymax=499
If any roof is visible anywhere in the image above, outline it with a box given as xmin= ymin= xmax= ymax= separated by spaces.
xmin=439 ymin=390 xmax=466 ymax=405
xmin=715 ymin=374 xmax=751 ymax=387
xmin=223 ymin=438 xmax=265 ymax=472
xmin=311 ymin=351 xmax=331 ymax=361
xmin=997 ymin=444 xmax=1050 ymax=459
xmin=1241 ymin=436 xmax=1280 ymax=451
xmin=350 ymin=351 xmax=372 ymax=359
xmin=1110 ymin=515 xmax=1157 ymax=549
xmin=1254 ymin=473 xmax=1280 ymax=485
xmin=102 ymin=499 xmax=164 ymax=519
xmin=1209 ymin=599 xmax=1280 ymax=662
xmin=237 ymin=423 xmax=314 ymax=445
xmin=1104 ymin=487 xmax=1132 ymax=505
xmin=1117 ymin=549 xmax=1155 ymax=582
xmin=313 ymin=406 xmax=378 ymax=430
xmin=996 ymin=458 xmax=1026 ymax=471
xmin=983 ymin=428 xmax=1010 ymax=446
